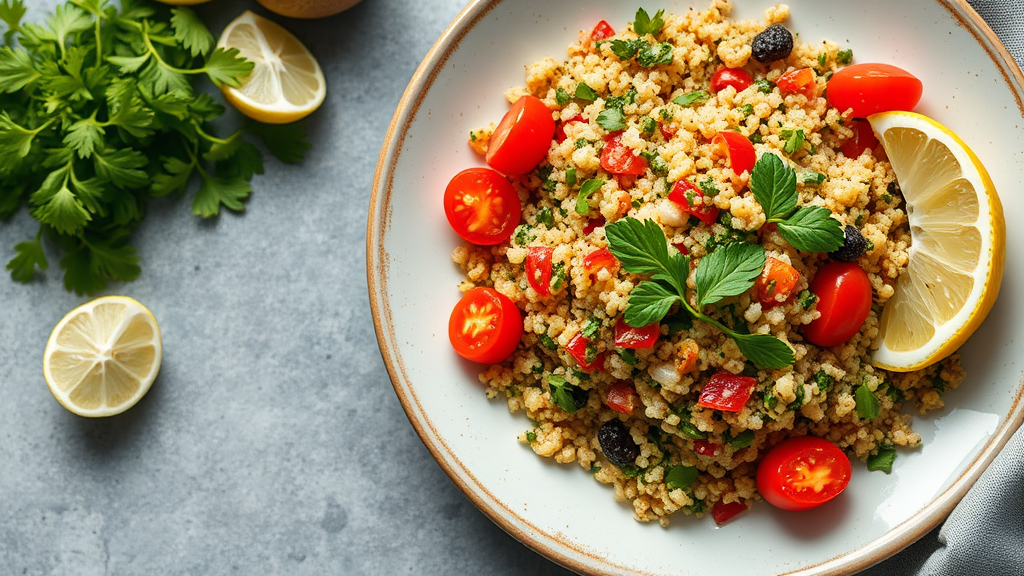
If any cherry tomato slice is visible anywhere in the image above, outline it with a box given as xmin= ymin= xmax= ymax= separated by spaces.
xmin=713 ymin=131 xmax=756 ymax=174
xmin=600 ymin=134 xmax=647 ymax=176
xmin=756 ymin=436 xmax=852 ymax=511
xmin=526 ymin=246 xmax=554 ymax=296
xmin=605 ymin=381 xmax=639 ymax=414
xmin=583 ymin=215 xmax=606 ymax=235
xmin=583 ymin=247 xmax=620 ymax=280
xmin=710 ymin=67 xmax=753 ymax=93
xmin=668 ymin=180 xmax=719 ymax=226
xmin=444 ymin=167 xmax=522 ymax=245
xmin=698 ymin=371 xmax=757 ymax=412
xmin=566 ymin=333 xmax=604 ymax=373
xmin=755 ymin=257 xmax=800 ymax=307
xmin=840 ymin=119 xmax=880 ymax=159
xmin=694 ymin=440 xmax=722 ymax=457
xmin=613 ymin=318 xmax=660 ymax=349
xmin=827 ymin=63 xmax=922 ymax=119
xmin=486 ymin=95 xmax=556 ymax=176
xmin=711 ymin=501 xmax=748 ymax=526
xmin=591 ymin=20 xmax=615 ymax=41
xmin=777 ymin=68 xmax=816 ymax=97
xmin=555 ymin=115 xmax=588 ymax=144
xmin=448 ymin=287 xmax=523 ymax=364
xmin=803 ymin=261 xmax=872 ymax=348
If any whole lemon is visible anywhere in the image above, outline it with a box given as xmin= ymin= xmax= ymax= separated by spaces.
xmin=255 ymin=0 xmax=363 ymax=19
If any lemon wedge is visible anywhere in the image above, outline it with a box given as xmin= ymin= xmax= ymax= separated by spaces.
xmin=43 ymin=296 xmax=163 ymax=417
xmin=217 ymin=11 xmax=326 ymax=124
xmin=868 ymin=111 xmax=1005 ymax=371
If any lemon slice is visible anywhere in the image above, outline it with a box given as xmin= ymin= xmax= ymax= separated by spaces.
xmin=217 ymin=11 xmax=326 ymax=124
xmin=43 ymin=296 xmax=163 ymax=417
xmin=868 ymin=111 xmax=1005 ymax=371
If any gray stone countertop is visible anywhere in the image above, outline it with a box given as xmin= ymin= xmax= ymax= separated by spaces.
xmin=0 ymin=0 xmax=979 ymax=574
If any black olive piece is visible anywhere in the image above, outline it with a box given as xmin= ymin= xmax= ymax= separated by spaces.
xmin=598 ymin=419 xmax=640 ymax=469
xmin=569 ymin=385 xmax=590 ymax=411
xmin=751 ymin=24 xmax=794 ymax=63
xmin=829 ymin=225 xmax=869 ymax=262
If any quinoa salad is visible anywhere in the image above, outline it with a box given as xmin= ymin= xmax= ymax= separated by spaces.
xmin=445 ymin=1 xmax=964 ymax=525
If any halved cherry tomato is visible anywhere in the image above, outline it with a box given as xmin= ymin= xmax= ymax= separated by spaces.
xmin=756 ymin=436 xmax=852 ymax=511
xmin=840 ymin=119 xmax=880 ymax=158
xmin=583 ymin=247 xmax=620 ymax=280
xmin=486 ymin=95 xmax=556 ymax=176
xmin=613 ymin=318 xmax=660 ymax=349
xmin=694 ymin=440 xmax=722 ymax=457
xmin=555 ymin=115 xmax=588 ymax=143
xmin=583 ymin=215 xmax=606 ymax=235
xmin=827 ymin=63 xmax=922 ymax=119
xmin=755 ymin=257 xmax=800 ymax=307
xmin=711 ymin=501 xmax=748 ymax=526
xmin=803 ymin=261 xmax=872 ymax=348
xmin=698 ymin=371 xmax=757 ymax=412
xmin=710 ymin=67 xmax=753 ymax=93
xmin=713 ymin=131 xmax=756 ymax=174
xmin=444 ymin=167 xmax=522 ymax=245
xmin=605 ymin=381 xmax=639 ymax=414
xmin=448 ymin=287 xmax=523 ymax=364
xmin=526 ymin=246 xmax=554 ymax=296
xmin=566 ymin=333 xmax=604 ymax=373
xmin=776 ymin=68 xmax=816 ymax=97
xmin=668 ymin=180 xmax=719 ymax=226
xmin=591 ymin=20 xmax=615 ymax=41
xmin=600 ymin=134 xmax=647 ymax=176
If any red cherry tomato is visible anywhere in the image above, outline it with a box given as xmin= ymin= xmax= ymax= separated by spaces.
xmin=840 ymin=119 xmax=880 ymax=158
xmin=698 ymin=371 xmax=757 ymax=412
xmin=600 ymin=134 xmax=647 ymax=176
xmin=668 ymin=180 xmax=719 ymax=226
xmin=754 ymin=257 xmax=800 ymax=307
xmin=525 ymin=246 xmax=554 ymax=296
xmin=803 ymin=261 xmax=872 ymax=347
xmin=555 ymin=115 xmax=588 ymax=144
xmin=756 ymin=436 xmax=852 ymax=511
xmin=613 ymin=318 xmax=660 ymax=349
xmin=566 ymin=333 xmax=604 ymax=373
xmin=605 ymin=381 xmax=639 ymax=414
xmin=444 ymin=168 xmax=522 ymax=245
xmin=486 ymin=95 xmax=556 ymax=176
xmin=583 ymin=215 xmax=606 ymax=235
xmin=448 ymin=287 xmax=523 ymax=364
xmin=827 ymin=63 xmax=923 ymax=118
xmin=694 ymin=440 xmax=722 ymax=457
xmin=591 ymin=20 xmax=615 ymax=41
xmin=710 ymin=67 xmax=753 ymax=93
xmin=777 ymin=68 xmax=816 ymax=97
xmin=711 ymin=501 xmax=748 ymax=526
xmin=713 ymin=131 xmax=756 ymax=174
xmin=583 ymin=247 xmax=620 ymax=280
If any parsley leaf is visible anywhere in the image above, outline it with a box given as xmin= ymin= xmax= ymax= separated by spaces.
xmin=0 ymin=46 xmax=39 ymax=91
xmin=7 ymin=237 xmax=48 ymax=282
xmin=192 ymin=174 xmax=251 ymax=217
xmin=244 ymin=120 xmax=311 ymax=163
xmin=606 ymin=217 xmax=688 ymax=293
xmin=0 ymin=0 xmax=26 ymax=45
xmin=574 ymin=82 xmax=599 ymax=102
xmin=637 ymin=42 xmax=673 ymax=67
xmin=633 ymin=7 xmax=665 ymax=37
xmin=610 ymin=39 xmax=642 ymax=60
xmin=867 ymin=446 xmax=897 ymax=473
xmin=694 ymin=242 xmax=765 ymax=307
xmin=170 ymin=7 xmax=213 ymax=57
xmin=776 ymin=206 xmax=845 ymax=253
xmin=201 ymin=47 xmax=253 ymax=88
xmin=555 ymin=87 xmax=571 ymax=106
xmin=623 ymin=281 xmax=678 ymax=327
xmin=732 ymin=333 xmax=793 ymax=370
xmin=547 ymin=375 xmax=586 ymax=413
xmin=781 ymin=128 xmax=806 ymax=154
xmin=596 ymin=107 xmax=625 ymax=131
xmin=855 ymin=385 xmax=880 ymax=420
xmin=750 ymin=153 xmax=797 ymax=222
xmin=837 ymin=49 xmax=853 ymax=65
xmin=575 ymin=178 xmax=604 ymax=215
xmin=672 ymin=90 xmax=709 ymax=107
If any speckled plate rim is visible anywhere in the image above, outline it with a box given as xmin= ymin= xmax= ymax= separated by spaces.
xmin=367 ymin=1 xmax=1024 ymax=574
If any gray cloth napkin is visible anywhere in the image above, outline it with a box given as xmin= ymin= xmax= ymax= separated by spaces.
xmin=862 ymin=2 xmax=1024 ymax=574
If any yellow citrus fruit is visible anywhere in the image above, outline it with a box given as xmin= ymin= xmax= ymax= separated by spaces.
xmin=868 ymin=111 xmax=1005 ymax=371
xmin=255 ymin=0 xmax=363 ymax=19
xmin=217 ymin=11 xmax=326 ymax=124
xmin=154 ymin=0 xmax=213 ymax=5
xmin=43 ymin=296 xmax=163 ymax=418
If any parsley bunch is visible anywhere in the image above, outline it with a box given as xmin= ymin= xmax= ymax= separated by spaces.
xmin=0 ymin=0 xmax=310 ymax=294
xmin=750 ymin=153 xmax=844 ymax=252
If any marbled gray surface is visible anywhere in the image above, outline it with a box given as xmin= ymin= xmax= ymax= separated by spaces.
xmin=0 ymin=0 xmax=1015 ymax=575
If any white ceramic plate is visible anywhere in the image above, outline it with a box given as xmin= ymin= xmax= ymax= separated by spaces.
xmin=368 ymin=1 xmax=1024 ymax=574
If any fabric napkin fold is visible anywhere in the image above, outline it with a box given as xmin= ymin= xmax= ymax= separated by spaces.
xmin=863 ymin=2 xmax=1024 ymax=574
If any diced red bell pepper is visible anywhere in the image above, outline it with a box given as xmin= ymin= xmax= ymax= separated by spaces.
xmin=673 ymin=242 xmax=689 ymax=255
xmin=583 ymin=215 xmax=606 ymax=235
xmin=694 ymin=440 xmax=723 ymax=457
xmin=591 ymin=20 xmax=615 ymax=41
xmin=754 ymin=256 xmax=800 ymax=307
xmin=605 ymin=381 xmax=640 ymax=414
xmin=566 ymin=333 xmax=604 ymax=373
xmin=668 ymin=180 xmax=719 ymax=226
xmin=659 ymin=122 xmax=677 ymax=141
xmin=526 ymin=246 xmax=554 ymax=296
xmin=698 ymin=371 xmax=757 ymax=412
xmin=841 ymin=119 xmax=879 ymax=159
xmin=711 ymin=501 xmax=748 ymax=526
xmin=777 ymin=68 xmax=816 ymax=97
xmin=555 ymin=115 xmax=588 ymax=144
xmin=583 ymin=247 xmax=620 ymax=280
xmin=613 ymin=318 xmax=660 ymax=349
xmin=713 ymin=131 xmax=756 ymax=174
xmin=600 ymin=134 xmax=647 ymax=176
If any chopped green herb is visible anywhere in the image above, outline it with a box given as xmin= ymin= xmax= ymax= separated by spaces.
xmin=531 ymin=364 xmax=544 ymax=374
xmin=590 ymin=463 xmax=602 ymax=474
xmin=837 ymin=49 xmax=853 ymax=65
xmin=665 ymin=465 xmax=698 ymax=490
xmin=881 ymin=192 xmax=893 ymax=203
xmin=555 ymin=87 xmax=572 ymax=106
xmin=781 ymin=129 xmax=806 ymax=154
xmin=537 ymin=165 xmax=556 ymax=192
xmin=932 ymin=375 xmax=947 ymax=394
xmin=550 ymin=261 xmax=567 ymax=291
xmin=660 ymin=108 xmax=674 ymax=121
xmin=617 ymin=348 xmax=638 ymax=366
xmin=788 ymin=382 xmax=806 ymax=410
xmin=565 ymin=167 xmax=577 ymax=187
xmin=801 ymin=172 xmax=827 ymax=185
xmin=641 ymin=116 xmax=657 ymax=135
xmin=539 ymin=333 xmax=558 ymax=350
xmin=547 ymin=374 xmax=586 ymax=413
xmin=687 ymin=500 xmax=706 ymax=514
xmin=575 ymin=138 xmax=589 ymax=149
xmin=814 ymin=369 xmax=833 ymax=393
xmin=674 ymin=408 xmax=707 ymax=439
xmin=526 ymin=431 xmax=537 ymax=443
xmin=867 ymin=446 xmax=897 ymax=473
xmin=535 ymin=206 xmax=555 ymax=227
xmin=513 ymin=224 xmax=536 ymax=246
xmin=470 ymin=131 xmax=477 ymax=142
xmin=748 ymin=132 xmax=763 ymax=144
xmin=728 ymin=430 xmax=755 ymax=449
xmin=637 ymin=42 xmax=674 ymax=67
xmin=886 ymin=384 xmax=904 ymax=403
xmin=698 ymin=177 xmax=719 ymax=197
xmin=575 ymin=178 xmax=605 ymax=215
xmin=633 ymin=7 xmax=665 ymax=37
xmin=738 ymin=103 xmax=754 ymax=116
xmin=749 ymin=154 xmax=844 ymax=253
xmin=673 ymin=90 xmax=710 ymax=107
xmin=610 ymin=38 xmax=643 ymax=60
xmin=581 ymin=318 xmax=601 ymax=339
xmin=631 ymin=198 xmax=643 ymax=209
xmin=817 ymin=53 xmax=827 ymax=68
xmin=855 ymin=384 xmax=880 ymax=420
xmin=621 ymin=465 xmax=643 ymax=478
xmin=763 ymin=390 xmax=778 ymax=410
xmin=650 ymin=156 xmax=669 ymax=175
xmin=584 ymin=343 xmax=599 ymax=364
xmin=575 ymin=82 xmax=599 ymax=101
xmin=755 ymin=79 xmax=775 ymax=94
xmin=596 ymin=107 xmax=626 ymax=131
xmin=606 ymin=89 xmax=638 ymax=110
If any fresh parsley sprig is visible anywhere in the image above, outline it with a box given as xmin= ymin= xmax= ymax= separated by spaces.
xmin=750 ymin=154 xmax=844 ymax=253
xmin=606 ymin=217 xmax=794 ymax=369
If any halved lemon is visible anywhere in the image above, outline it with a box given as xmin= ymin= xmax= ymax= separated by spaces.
xmin=217 ymin=11 xmax=326 ymax=124
xmin=868 ymin=111 xmax=1005 ymax=371
xmin=43 ymin=296 xmax=163 ymax=417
